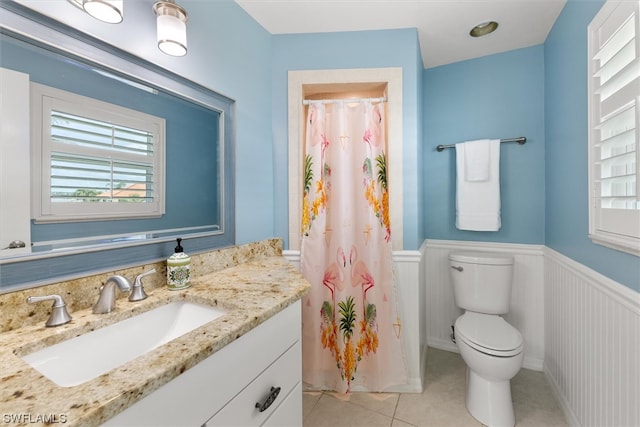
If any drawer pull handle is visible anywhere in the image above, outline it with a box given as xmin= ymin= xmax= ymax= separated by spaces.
xmin=255 ymin=386 xmax=281 ymax=413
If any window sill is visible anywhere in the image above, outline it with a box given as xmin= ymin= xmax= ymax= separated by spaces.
xmin=589 ymin=232 xmax=640 ymax=257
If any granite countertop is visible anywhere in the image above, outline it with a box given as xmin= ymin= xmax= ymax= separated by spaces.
xmin=0 ymin=256 xmax=310 ymax=427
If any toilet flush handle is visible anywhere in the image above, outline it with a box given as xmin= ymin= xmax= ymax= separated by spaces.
xmin=451 ymin=265 xmax=463 ymax=272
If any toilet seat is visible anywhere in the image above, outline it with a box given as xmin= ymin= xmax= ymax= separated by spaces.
xmin=455 ymin=312 xmax=523 ymax=357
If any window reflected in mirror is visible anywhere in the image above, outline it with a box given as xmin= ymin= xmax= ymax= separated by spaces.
xmin=0 ymin=3 xmax=235 ymax=292
xmin=2 ymin=33 xmax=221 ymax=246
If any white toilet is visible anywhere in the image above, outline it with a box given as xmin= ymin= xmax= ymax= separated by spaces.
xmin=449 ymin=252 xmax=524 ymax=427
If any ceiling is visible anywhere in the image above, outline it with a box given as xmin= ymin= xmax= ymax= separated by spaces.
xmin=234 ymin=0 xmax=567 ymax=69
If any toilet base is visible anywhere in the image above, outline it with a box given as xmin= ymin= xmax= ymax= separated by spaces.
xmin=465 ymin=368 xmax=515 ymax=427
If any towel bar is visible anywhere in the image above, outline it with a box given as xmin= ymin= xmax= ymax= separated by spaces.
xmin=436 ymin=137 xmax=526 ymax=152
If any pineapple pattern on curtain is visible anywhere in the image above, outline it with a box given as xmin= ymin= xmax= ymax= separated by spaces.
xmin=300 ymin=100 xmax=406 ymax=393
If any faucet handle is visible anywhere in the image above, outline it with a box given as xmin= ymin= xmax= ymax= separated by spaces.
xmin=129 ymin=268 xmax=156 ymax=302
xmin=27 ymin=294 xmax=72 ymax=327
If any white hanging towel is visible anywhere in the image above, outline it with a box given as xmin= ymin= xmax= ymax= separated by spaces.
xmin=464 ymin=139 xmax=492 ymax=181
xmin=455 ymin=139 xmax=501 ymax=231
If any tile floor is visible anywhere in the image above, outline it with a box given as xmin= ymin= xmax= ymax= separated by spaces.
xmin=302 ymin=348 xmax=568 ymax=427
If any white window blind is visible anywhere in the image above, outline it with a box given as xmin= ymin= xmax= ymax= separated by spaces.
xmin=50 ymin=111 xmax=154 ymax=203
xmin=32 ymin=83 xmax=165 ymax=222
xmin=588 ymin=0 xmax=640 ymax=256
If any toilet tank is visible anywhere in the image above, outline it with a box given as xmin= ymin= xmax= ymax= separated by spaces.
xmin=449 ymin=252 xmax=514 ymax=315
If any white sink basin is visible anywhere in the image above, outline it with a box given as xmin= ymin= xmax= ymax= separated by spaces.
xmin=21 ymin=301 xmax=226 ymax=387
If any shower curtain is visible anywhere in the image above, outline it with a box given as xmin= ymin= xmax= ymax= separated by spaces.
xmin=300 ymin=100 xmax=406 ymax=393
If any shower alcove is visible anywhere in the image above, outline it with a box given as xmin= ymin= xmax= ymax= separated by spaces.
xmin=287 ymin=68 xmax=403 ymax=251
xmin=286 ymin=68 xmax=426 ymax=393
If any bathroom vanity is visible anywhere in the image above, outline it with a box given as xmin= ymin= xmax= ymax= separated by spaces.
xmin=105 ymin=300 xmax=302 ymax=426
xmin=0 ymin=241 xmax=309 ymax=426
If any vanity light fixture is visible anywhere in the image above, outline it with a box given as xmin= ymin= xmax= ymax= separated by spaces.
xmin=470 ymin=21 xmax=499 ymax=38
xmin=153 ymin=0 xmax=189 ymax=57
xmin=82 ymin=0 xmax=123 ymax=24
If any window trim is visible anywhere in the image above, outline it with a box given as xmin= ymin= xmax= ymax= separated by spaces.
xmin=587 ymin=0 xmax=640 ymax=256
xmin=31 ymin=82 xmax=166 ymax=223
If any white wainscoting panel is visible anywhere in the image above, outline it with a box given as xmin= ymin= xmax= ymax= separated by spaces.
xmin=283 ymin=249 xmax=426 ymax=392
xmin=544 ymin=248 xmax=640 ymax=427
xmin=391 ymin=249 xmax=426 ymax=392
xmin=282 ymin=250 xmax=300 ymax=270
xmin=424 ymin=240 xmax=545 ymax=370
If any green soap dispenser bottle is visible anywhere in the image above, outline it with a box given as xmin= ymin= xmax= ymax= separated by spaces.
xmin=167 ymin=238 xmax=191 ymax=290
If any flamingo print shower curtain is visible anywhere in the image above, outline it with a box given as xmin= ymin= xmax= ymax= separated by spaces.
xmin=300 ymin=100 xmax=406 ymax=393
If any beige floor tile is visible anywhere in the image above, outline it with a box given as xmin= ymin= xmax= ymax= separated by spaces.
xmin=391 ymin=418 xmax=417 ymax=427
xmin=511 ymin=369 xmax=568 ymax=426
xmin=303 ymin=348 xmax=567 ymax=427
xmin=395 ymin=390 xmax=481 ymax=427
xmin=327 ymin=391 xmax=399 ymax=418
xmin=425 ymin=347 xmax=468 ymax=375
xmin=303 ymin=391 xmax=323 ymax=420
xmin=304 ymin=393 xmax=393 ymax=427
xmin=395 ymin=349 xmax=480 ymax=427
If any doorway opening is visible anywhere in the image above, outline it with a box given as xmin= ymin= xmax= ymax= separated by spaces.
xmin=287 ymin=68 xmax=403 ymax=252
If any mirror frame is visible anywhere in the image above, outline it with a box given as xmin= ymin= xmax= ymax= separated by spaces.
xmin=0 ymin=1 xmax=235 ymax=292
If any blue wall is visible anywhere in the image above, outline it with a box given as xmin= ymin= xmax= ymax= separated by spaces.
xmin=181 ymin=1 xmax=274 ymax=245
xmin=423 ymin=45 xmax=546 ymax=244
xmin=271 ymin=29 xmax=424 ymax=250
xmin=545 ymin=0 xmax=639 ymax=291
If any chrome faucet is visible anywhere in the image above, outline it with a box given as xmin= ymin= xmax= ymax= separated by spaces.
xmin=27 ymin=294 xmax=72 ymax=327
xmin=93 ymin=275 xmax=132 ymax=314
xmin=129 ymin=269 xmax=156 ymax=302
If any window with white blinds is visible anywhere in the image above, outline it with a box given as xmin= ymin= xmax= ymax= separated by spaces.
xmin=588 ymin=0 xmax=640 ymax=256
xmin=31 ymin=83 xmax=165 ymax=222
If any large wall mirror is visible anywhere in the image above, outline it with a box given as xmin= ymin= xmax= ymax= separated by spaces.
xmin=0 ymin=2 xmax=235 ymax=292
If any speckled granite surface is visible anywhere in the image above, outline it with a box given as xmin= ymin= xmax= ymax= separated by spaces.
xmin=0 ymin=239 xmax=283 ymax=333
xmin=0 ymin=240 xmax=310 ymax=426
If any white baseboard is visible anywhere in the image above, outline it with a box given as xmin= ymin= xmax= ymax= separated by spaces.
xmin=544 ymin=365 xmax=581 ymax=427
xmin=427 ymin=337 xmax=458 ymax=354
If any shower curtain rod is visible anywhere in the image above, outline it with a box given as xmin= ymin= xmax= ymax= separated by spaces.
xmin=302 ymin=97 xmax=387 ymax=105
xmin=436 ymin=137 xmax=526 ymax=152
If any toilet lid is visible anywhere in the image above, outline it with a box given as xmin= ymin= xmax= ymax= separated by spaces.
xmin=455 ymin=312 xmax=524 ymax=357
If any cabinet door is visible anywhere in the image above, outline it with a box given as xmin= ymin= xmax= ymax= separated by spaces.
xmin=105 ymin=301 xmax=301 ymax=427
xmin=262 ymin=383 xmax=302 ymax=427
xmin=204 ymin=341 xmax=301 ymax=426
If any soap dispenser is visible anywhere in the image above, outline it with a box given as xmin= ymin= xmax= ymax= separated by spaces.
xmin=167 ymin=238 xmax=191 ymax=290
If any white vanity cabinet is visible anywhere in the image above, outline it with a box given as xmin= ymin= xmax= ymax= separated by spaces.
xmin=105 ymin=300 xmax=302 ymax=427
